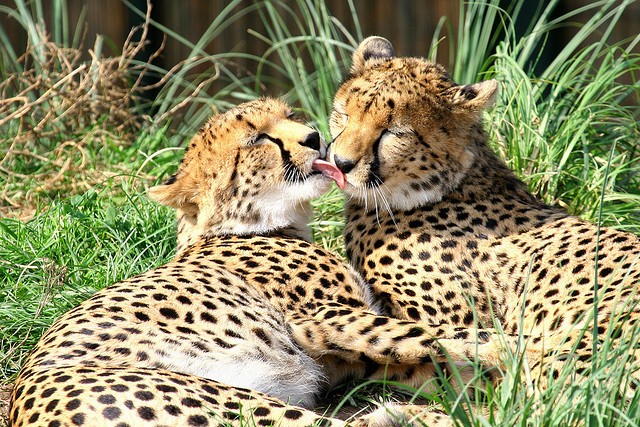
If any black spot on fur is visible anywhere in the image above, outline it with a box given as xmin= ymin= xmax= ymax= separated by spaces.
xmin=163 ymin=174 xmax=178 ymax=185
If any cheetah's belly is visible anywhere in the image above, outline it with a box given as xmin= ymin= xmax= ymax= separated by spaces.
xmin=154 ymin=342 xmax=323 ymax=409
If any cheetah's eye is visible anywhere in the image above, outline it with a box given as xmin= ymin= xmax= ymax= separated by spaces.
xmin=285 ymin=110 xmax=304 ymax=123
xmin=329 ymin=111 xmax=348 ymax=140
xmin=386 ymin=125 xmax=413 ymax=138
xmin=247 ymin=133 xmax=271 ymax=147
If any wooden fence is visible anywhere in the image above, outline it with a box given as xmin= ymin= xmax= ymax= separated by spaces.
xmin=1 ymin=0 xmax=638 ymax=84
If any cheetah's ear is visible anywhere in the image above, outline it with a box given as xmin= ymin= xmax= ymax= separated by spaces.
xmin=350 ymin=36 xmax=395 ymax=75
xmin=448 ymin=79 xmax=499 ymax=111
xmin=148 ymin=173 xmax=199 ymax=217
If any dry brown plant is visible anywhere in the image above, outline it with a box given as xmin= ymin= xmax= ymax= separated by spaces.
xmin=0 ymin=1 xmax=163 ymax=219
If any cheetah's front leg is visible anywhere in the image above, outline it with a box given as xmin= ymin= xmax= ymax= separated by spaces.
xmin=287 ymin=306 xmax=511 ymax=367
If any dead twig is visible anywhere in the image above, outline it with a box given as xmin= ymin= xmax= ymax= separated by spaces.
xmin=0 ymin=0 xmax=157 ymax=216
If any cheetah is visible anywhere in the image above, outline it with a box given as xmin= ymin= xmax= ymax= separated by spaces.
xmin=10 ymin=98 xmax=502 ymax=427
xmin=326 ymin=37 xmax=640 ymax=390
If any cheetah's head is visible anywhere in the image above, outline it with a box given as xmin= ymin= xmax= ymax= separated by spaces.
xmin=328 ymin=37 xmax=498 ymax=211
xmin=149 ymin=98 xmax=334 ymax=248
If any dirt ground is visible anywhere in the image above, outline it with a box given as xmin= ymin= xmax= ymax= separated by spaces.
xmin=0 ymin=383 xmax=11 ymax=426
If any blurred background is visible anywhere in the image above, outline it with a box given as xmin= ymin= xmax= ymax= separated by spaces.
xmin=2 ymin=0 xmax=638 ymax=90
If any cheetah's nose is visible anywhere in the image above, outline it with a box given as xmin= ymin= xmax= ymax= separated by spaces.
xmin=300 ymin=131 xmax=320 ymax=151
xmin=334 ymin=156 xmax=356 ymax=174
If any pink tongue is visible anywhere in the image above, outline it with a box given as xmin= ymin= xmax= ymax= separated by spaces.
xmin=312 ymin=159 xmax=346 ymax=189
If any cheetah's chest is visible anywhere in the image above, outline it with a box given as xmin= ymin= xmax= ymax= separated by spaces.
xmin=344 ymin=205 xmax=504 ymax=327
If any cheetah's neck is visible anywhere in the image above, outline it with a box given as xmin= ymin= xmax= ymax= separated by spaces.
xmin=452 ymin=140 xmax=540 ymax=205
xmin=174 ymin=201 xmax=314 ymax=254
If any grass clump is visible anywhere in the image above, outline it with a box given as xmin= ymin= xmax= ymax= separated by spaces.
xmin=485 ymin=304 xmax=640 ymax=427
xmin=488 ymin=0 xmax=640 ymax=234
xmin=249 ymin=0 xmax=362 ymax=137
xmin=429 ymin=0 xmax=640 ymax=235
xmin=0 ymin=185 xmax=175 ymax=378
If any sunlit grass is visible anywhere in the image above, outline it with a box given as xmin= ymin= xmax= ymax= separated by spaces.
xmin=0 ymin=184 xmax=176 ymax=378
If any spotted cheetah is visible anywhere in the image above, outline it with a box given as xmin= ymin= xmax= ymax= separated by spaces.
xmin=327 ymin=37 xmax=640 ymax=390
xmin=10 ymin=98 xmax=502 ymax=427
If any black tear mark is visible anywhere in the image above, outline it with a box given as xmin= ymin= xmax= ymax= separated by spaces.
xmin=461 ymin=85 xmax=477 ymax=100
xmin=367 ymin=131 xmax=385 ymax=187
xmin=262 ymin=134 xmax=303 ymax=183
xmin=229 ymin=151 xmax=240 ymax=182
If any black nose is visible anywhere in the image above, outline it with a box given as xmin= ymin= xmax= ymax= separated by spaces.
xmin=334 ymin=156 xmax=356 ymax=174
xmin=300 ymin=131 xmax=320 ymax=151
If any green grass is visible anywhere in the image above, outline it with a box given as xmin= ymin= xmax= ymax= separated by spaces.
xmin=0 ymin=185 xmax=176 ymax=378
xmin=1 ymin=0 xmax=640 ymax=426
xmin=487 ymin=0 xmax=640 ymax=234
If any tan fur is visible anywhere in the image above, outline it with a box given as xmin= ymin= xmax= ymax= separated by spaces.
xmin=149 ymin=98 xmax=329 ymax=249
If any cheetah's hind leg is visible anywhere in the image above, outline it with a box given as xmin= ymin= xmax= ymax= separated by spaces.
xmin=10 ymin=365 xmax=448 ymax=427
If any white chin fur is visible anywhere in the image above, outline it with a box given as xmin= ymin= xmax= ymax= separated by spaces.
xmin=345 ymin=171 xmax=465 ymax=212
xmin=225 ymin=174 xmax=331 ymax=237
xmin=349 ymin=187 xmax=444 ymax=212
